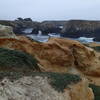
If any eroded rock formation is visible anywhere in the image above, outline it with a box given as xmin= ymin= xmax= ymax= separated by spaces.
xmin=0 ymin=74 xmax=94 ymax=100
xmin=0 ymin=37 xmax=99 ymax=76
xmin=0 ymin=35 xmax=99 ymax=99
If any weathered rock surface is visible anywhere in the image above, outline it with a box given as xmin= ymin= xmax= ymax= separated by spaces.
xmin=0 ymin=36 xmax=98 ymax=99
xmin=0 ymin=24 xmax=16 ymax=38
xmin=0 ymin=37 xmax=99 ymax=78
xmin=0 ymin=74 xmax=94 ymax=100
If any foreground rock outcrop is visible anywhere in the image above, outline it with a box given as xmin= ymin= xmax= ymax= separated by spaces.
xmin=0 ymin=37 xmax=99 ymax=76
xmin=0 ymin=35 xmax=100 ymax=99
xmin=0 ymin=73 xmax=94 ymax=100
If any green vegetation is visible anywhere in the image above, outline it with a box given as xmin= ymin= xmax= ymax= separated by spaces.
xmin=92 ymin=46 xmax=100 ymax=52
xmin=89 ymin=84 xmax=100 ymax=100
xmin=0 ymin=71 xmax=81 ymax=92
xmin=83 ymin=43 xmax=100 ymax=52
xmin=0 ymin=48 xmax=40 ymax=71
xmin=83 ymin=43 xmax=90 ymax=47
xmin=47 ymin=73 xmax=81 ymax=92
xmin=0 ymin=48 xmax=81 ymax=93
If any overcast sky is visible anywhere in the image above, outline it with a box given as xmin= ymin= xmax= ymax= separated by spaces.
xmin=0 ymin=0 xmax=100 ymax=21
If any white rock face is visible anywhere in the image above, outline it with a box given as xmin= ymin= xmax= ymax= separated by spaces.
xmin=0 ymin=76 xmax=94 ymax=100
xmin=0 ymin=24 xmax=16 ymax=38
xmin=0 ymin=76 xmax=70 ymax=100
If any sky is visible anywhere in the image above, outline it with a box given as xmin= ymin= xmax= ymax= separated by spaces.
xmin=0 ymin=0 xmax=100 ymax=21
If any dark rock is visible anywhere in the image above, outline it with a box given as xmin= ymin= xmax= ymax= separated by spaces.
xmin=1 ymin=19 xmax=100 ymax=40
xmin=17 ymin=17 xmax=24 ymax=21
xmin=0 ymin=19 xmax=40 ymax=34
xmin=93 ymin=38 xmax=100 ymax=42
xmin=40 ymin=21 xmax=66 ymax=34
xmin=61 ymin=20 xmax=100 ymax=38
xmin=24 ymin=18 xmax=32 ymax=22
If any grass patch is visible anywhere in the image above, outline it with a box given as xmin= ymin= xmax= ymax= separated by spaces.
xmin=0 ymin=48 xmax=40 ymax=71
xmin=89 ymin=84 xmax=100 ymax=100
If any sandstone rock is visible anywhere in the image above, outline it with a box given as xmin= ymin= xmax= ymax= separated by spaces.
xmin=0 ymin=37 xmax=99 ymax=76
xmin=0 ymin=37 xmax=100 ymax=84
xmin=0 ymin=24 xmax=16 ymax=38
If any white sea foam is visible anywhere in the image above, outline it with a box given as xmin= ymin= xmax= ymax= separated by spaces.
xmin=22 ymin=28 xmax=33 ymax=34
xmin=77 ymin=37 xmax=94 ymax=43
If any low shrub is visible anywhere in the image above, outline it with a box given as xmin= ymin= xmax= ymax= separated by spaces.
xmin=31 ymin=72 xmax=81 ymax=92
xmin=89 ymin=84 xmax=100 ymax=100
xmin=92 ymin=46 xmax=100 ymax=52
xmin=0 ymin=48 xmax=40 ymax=71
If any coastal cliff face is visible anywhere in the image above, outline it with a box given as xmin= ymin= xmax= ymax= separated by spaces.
xmin=1 ymin=19 xmax=100 ymax=41
xmin=0 ymin=37 xmax=100 ymax=76
xmin=0 ymin=24 xmax=98 ymax=100
xmin=0 ymin=19 xmax=40 ymax=34
xmin=61 ymin=20 xmax=100 ymax=39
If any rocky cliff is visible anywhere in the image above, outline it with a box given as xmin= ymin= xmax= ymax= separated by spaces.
xmin=61 ymin=20 xmax=100 ymax=41
xmin=0 ymin=24 xmax=99 ymax=99
xmin=0 ymin=37 xmax=99 ymax=76
xmin=1 ymin=19 xmax=100 ymax=41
